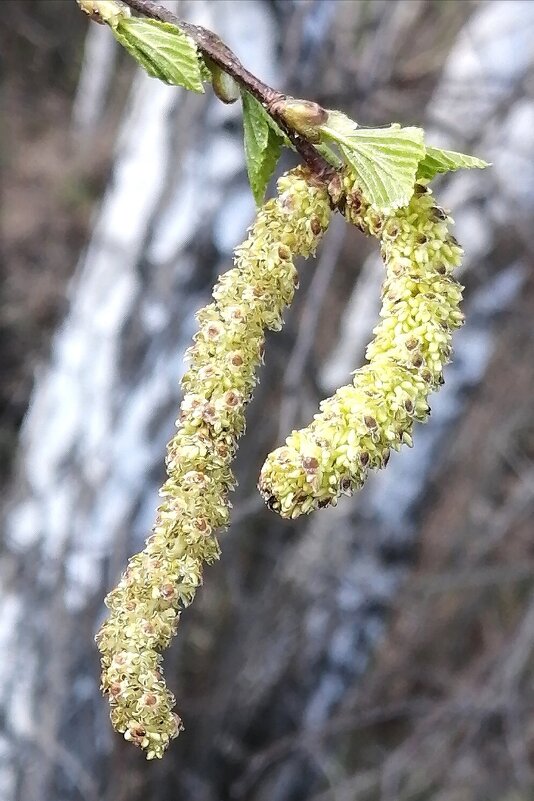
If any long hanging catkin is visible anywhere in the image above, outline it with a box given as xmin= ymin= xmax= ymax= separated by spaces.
xmin=96 ymin=167 xmax=331 ymax=758
xmin=258 ymin=173 xmax=464 ymax=518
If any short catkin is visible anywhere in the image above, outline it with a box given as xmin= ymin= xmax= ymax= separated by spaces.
xmin=258 ymin=172 xmax=464 ymax=518
xmin=95 ymin=167 xmax=331 ymax=758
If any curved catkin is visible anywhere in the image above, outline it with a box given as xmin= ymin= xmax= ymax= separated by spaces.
xmin=96 ymin=167 xmax=331 ymax=758
xmin=258 ymin=174 xmax=464 ymax=518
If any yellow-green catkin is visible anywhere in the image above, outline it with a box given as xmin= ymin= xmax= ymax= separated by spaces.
xmin=96 ymin=167 xmax=330 ymax=758
xmin=258 ymin=173 xmax=464 ymax=518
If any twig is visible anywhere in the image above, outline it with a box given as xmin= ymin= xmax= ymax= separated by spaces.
xmin=232 ymin=699 xmax=431 ymax=798
xmin=120 ymin=0 xmax=336 ymax=181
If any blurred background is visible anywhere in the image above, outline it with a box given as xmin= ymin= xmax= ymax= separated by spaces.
xmin=1 ymin=1 xmax=534 ymax=800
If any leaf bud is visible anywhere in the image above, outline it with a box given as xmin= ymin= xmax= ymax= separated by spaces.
xmin=205 ymin=58 xmax=240 ymax=104
xmin=273 ymin=97 xmax=328 ymax=142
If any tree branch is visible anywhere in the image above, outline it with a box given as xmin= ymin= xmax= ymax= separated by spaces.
xmin=120 ymin=0 xmax=336 ymax=181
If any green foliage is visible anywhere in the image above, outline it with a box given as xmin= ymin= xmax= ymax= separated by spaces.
xmin=319 ymin=112 xmax=426 ymax=210
xmin=241 ymin=90 xmax=285 ymax=206
xmin=417 ymin=146 xmax=490 ymax=181
xmin=112 ymin=17 xmax=206 ymax=92
xmin=82 ymin=2 xmax=488 ymax=207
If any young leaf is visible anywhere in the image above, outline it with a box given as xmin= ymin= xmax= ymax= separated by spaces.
xmin=242 ymin=91 xmax=293 ymax=148
xmin=112 ymin=17 xmax=205 ymax=93
xmin=320 ymin=113 xmax=425 ymax=210
xmin=320 ymin=110 xmax=360 ymax=139
xmin=417 ymin=146 xmax=490 ymax=181
xmin=241 ymin=91 xmax=285 ymax=206
xmin=242 ymin=90 xmax=270 ymax=151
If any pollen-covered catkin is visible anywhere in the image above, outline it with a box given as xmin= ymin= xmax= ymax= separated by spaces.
xmin=96 ymin=167 xmax=330 ymax=758
xmin=258 ymin=174 xmax=464 ymax=518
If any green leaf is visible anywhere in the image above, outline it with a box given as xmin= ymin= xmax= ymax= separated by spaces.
xmin=320 ymin=113 xmax=425 ymax=210
xmin=417 ymin=146 xmax=490 ymax=181
xmin=243 ymin=90 xmax=293 ymax=149
xmin=241 ymin=91 xmax=285 ymax=206
xmin=112 ymin=17 xmax=205 ymax=93
xmin=242 ymin=90 xmax=270 ymax=151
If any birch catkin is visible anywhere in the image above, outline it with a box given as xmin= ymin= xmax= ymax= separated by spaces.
xmin=96 ymin=167 xmax=331 ymax=758
xmin=258 ymin=173 xmax=464 ymax=518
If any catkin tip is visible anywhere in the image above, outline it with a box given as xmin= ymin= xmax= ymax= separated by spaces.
xmin=260 ymin=173 xmax=464 ymax=517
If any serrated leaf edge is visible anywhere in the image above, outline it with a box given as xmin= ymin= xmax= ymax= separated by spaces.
xmin=113 ymin=17 xmax=205 ymax=93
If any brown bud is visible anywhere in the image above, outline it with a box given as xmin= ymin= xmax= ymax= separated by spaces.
xmin=131 ymin=724 xmax=146 ymax=741
xmin=350 ymin=194 xmax=362 ymax=213
xmin=216 ymin=442 xmax=229 ymax=458
xmin=224 ymin=390 xmax=240 ymax=408
xmin=201 ymin=404 xmax=217 ymax=424
xmin=141 ymin=693 xmax=158 ymax=707
xmin=310 ymin=217 xmax=322 ymax=236
xmin=302 ymin=456 xmax=319 ymax=472
xmin=230 ymin=352 xmax=243 ymax=367
xmin=327 ymin=174 xmax=343 ymax=205
xmin=206 ymin=323 xmax=222 ymax=340
xmin=369 ymin=213 xmax=383 ymax=232
xmin=278 ymin=244 xmax=291 ymax=260
xmin=274 ymin=98 xmax=328 ymax=142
